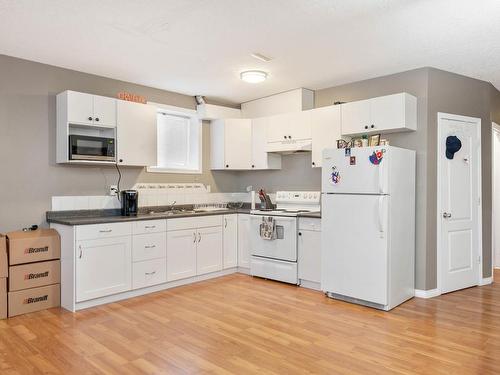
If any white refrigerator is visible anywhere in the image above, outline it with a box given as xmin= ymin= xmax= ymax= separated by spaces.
xmin=321 ymin=146 xmax=416 ymax=311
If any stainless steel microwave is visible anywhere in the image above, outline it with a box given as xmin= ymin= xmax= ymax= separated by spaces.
xmin=69 ymin=135 xmax=116 ymax=162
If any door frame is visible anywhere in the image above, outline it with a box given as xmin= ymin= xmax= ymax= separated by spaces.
xmin=436 ymin=112 xmax=483 ymax=294
xmin=492 ymin=122 xmax=500 ymax=270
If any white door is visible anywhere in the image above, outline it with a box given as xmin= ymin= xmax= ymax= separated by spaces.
xmin=76 ymin=236 xmax=132 ymax=302
xmin=116 ymin=100 xmax=157 ymax=166
xmin=322 ymin=146 xmax=390 ymax=194
xmin=341 ymin=99 xmax=371 ymax=135
xmin=93 ymin=95 xmax=116 ymax=127
xmin=224 ymin=119 xmax=252 ymax=169
xmin=223 ymin=215 xmax=238 ymax=269
xmin=166 ymin=229 xmax=197 ymax=281
xmin=196 ymin=226 xmax=223 ymax=275
xmin=67 ymin=91 xmax=94 ymax=125
xmin=298 ymin=229 xmax=321 ymax=283
xmin=237 ymin=214 xmax=251 ymax=268
xmin=311 ymin=105 xmax=341 ymax=167
xmin=438 ymin=113 xmax=481 ymax=294
xmin=321 ymin=194 xmax=389 ymax=305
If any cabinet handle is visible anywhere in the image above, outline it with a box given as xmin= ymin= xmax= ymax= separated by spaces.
xmin=95 ymin=117 xmax=99 ymax=122
xmin=144 ymin=245 xmax=156 ymax=249
xmin=298 ymin=232 xmax=302 ymax=236
xmin=371 ymin=124 xmax=375 ymax=129
xmin=225 ymin=164 xmax=229 ymax=168
xmin=251 ymin=165 xmax=255 ymax=168
xmin=78 ymin=245 xmax=83 ymax=259
xmin=283 ymin=135 xmax=287 ymax=139
xmin=198 ymin=233 xmax=201 ymax=243
xmin=88 ymin=116 xmax=93 ymax=121
xmin=145 ymin=271 xmax=156 ymax=276
xmin=312 ymin=162 xmax=316 ymax=166
xmin=193 ymin=232 xmax=197 ymax=243
xmin=364 ymin=125 xmax=368 ymax=129
xmin=144 ymin=225 xmax=156 ymax=229
xmin=119 ymin=159 xmax=123 ymax=163
xmin=99 ymin=229 xmax=112 ymax=233
xmin=288 ymin=135 xmax=292 ymax=139
xmin=224 ymin=218 xmax=227 ymax=228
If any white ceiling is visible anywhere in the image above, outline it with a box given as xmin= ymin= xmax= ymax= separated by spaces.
xmin=1 ymin=0 xmax=500 ymax=104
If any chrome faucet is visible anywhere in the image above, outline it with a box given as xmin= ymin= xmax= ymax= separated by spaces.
xmin=169 ymin=201 xmax=177 ymax=211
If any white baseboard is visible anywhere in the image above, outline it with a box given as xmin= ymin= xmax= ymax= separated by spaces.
xmin=479 ymin=276 xmax=493 ymax=286
xmin=299 ymin=279 xmax=321 ymax=291
xmin=414 ymin=288 xmax=441 ymax=299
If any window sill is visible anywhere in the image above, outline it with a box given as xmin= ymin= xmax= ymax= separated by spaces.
xmin=146 ymin=166 xmax=202 ymax=175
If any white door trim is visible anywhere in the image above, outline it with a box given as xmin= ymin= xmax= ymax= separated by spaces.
xmin=436 ymin=112 xmax=482 ymax=295
xmin=492 ymin=122 xmax=500 ymax=277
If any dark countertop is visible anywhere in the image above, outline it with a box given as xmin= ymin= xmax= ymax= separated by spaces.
xmin=47 ymin=207 xmax=321 ymax=226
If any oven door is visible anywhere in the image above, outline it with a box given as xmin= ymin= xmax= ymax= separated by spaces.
xmin=249 ymin=215 xmax=297 ymax=261
xmin=69 ymin=135 xmax=115 ymax=161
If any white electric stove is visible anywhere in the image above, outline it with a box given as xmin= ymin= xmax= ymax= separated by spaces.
xmin=249 ymin=191 xmax=320 ymax=284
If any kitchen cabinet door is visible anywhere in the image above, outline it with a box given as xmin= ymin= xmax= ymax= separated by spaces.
xmin=370 ymin=93 xmax=417 ymax=133
xmin=76 ymin=236 xmax=132 ymax=302
xmin=196 ymin=226 xmax=223 ymax=275
xmin=237 ymin=214 xmax=251 ymax=268
xmin=298 ymin=229 xmax=321 ymax=283
xmin=310 ymin=105 xmax=341 ymax=168
xmin=251 ymin=117 xmax=281 ymax=170
xmin=67 ymin=91 xmax=94 ymax=126
xmin=224 ymin=119 xmax=252 ymax=169
xmin=93 ymin=95 xmax=116 ymax=128
xmin=166 ymin=229 xmax=197 ymax=281
xmin=290 ymin=110 xmax=311 ymax=141
xmin=223 ymin=215 xmax=238 ymax=269
xmin=341 ymin=99 xmax=371 ymax=136
xmin=116 ymin=100 xmax=157 ymax=166
xmin=266 ymin=113 xmax=289 ymax=143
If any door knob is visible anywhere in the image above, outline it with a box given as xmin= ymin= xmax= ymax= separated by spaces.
xmin=442 ymin=212 xmax=452 ymax=218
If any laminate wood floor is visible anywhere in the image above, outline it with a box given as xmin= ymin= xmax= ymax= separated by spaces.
xmin=1 ymin=271 xmax=500 ymax=374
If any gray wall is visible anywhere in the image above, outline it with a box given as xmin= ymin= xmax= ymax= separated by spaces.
xmin=0 ymin=55 xmax=239 ymax=232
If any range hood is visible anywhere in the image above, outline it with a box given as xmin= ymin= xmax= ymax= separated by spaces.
xmin=266 ymin=139 xmax=312 ymax=154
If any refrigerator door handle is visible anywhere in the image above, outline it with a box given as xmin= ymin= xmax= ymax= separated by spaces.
xmin=378 ymin=163 xmax=385 ymax=193
xmin=378 ymin=196 xmax=385 ymax=235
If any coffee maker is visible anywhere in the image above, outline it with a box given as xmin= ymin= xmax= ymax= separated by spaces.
xmin=121 ymin=190 xmax=138 ymax=216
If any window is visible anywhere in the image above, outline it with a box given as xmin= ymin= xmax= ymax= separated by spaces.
xmin=147 ymin=111 xmax=202 ymax=174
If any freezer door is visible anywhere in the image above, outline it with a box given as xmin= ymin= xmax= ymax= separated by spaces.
xmin=322 ymin=146 xmax=390 ymax=194
xmin=321 ymin=194 xmax=389 ymax=305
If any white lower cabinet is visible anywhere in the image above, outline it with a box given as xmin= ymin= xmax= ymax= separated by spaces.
xmin=133 ymin=258 xmax=167 ymax=289
xmin=298 ymin=218 xmax=322 ymax=285
xmin=196 ymin=226 xmax=223 ymax=275
xmin=76 ymin=236 xmax=132 ymax=302
xmin=223 ymin=214 xmax=238 ymax=269
xmin=237 ymin=214 xmax=251 ymax=268
xmin=166 ymin=229 xmax=197 ymax=281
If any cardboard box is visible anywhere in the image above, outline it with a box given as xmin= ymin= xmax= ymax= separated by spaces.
xmin=9 ymin=260 xmax=61 ymax=292
xmin=7 ymin=229 xmax=60 ymax=265
xmin=0 ymin=278 xmax=6 ymax=319
xmin=0 ymin=235 xmax=7 ymax=277
xmin=8 ymin=284 xmax=60 ymax=317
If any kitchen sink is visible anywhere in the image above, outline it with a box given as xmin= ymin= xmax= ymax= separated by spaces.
xmin=147 ymin=209 xmax=195 ymax=216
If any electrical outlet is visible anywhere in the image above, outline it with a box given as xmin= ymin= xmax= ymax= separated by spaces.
xmin=109 ymin=185 xmax=118 ymax=196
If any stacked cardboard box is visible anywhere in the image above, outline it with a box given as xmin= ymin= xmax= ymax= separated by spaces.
xmin=0 ymin=235 xmax=7 ymax=319
xmin=6 ymin=229 xmax=61 ymax=317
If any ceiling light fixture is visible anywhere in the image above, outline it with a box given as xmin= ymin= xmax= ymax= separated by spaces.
xmin=240 ymin=70 xmax=268 ymax=83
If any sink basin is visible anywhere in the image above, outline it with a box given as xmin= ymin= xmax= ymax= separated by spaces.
xmin=148 ymin=209 xmax=195 ymax=216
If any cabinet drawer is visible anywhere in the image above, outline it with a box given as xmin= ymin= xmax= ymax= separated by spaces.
xmin=298 ymin=218 xmax=321 ymax=232
xmin=167 ymin=215 xmax=222 ymax=231
xmin=76 ymin=222 xmax=132 ymax=241
xmin=132 ymin=232 xmax=167 ymax=262
xmin=132 ymin=258 xmax=167 ymax=289
xmin=132 ymin=219 xmax=166 ymax=235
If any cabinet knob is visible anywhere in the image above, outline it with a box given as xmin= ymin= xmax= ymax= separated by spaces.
xmin=312 ymin=162 xmax=316 ymax=166
xmin=88 ymin=116 xmax=93 ymax=121
xmin=283 ymin=135 xmax=287 ymax=139
xmin=371 ymin=124 xmax=375 ymax=129
xmin=288 ymin=135 xmax=292 ymax=139
xmin=225 ymin=164 xmax=229 ymax=168
xmin=119 ymin=159 xmax=123 ymax=163
xmin=364 ymin=125 xmax=368 ymax=130
xmin=252 ymin=165 xmax=255 ymax=168
xmin=95 ymin=117 xmax=100 ymax=122
xmin=298 ymin=232 xmax=302 ymax=236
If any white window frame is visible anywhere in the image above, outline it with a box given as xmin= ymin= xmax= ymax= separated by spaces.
xmin=146 ymin=103 xmax=202 ymax=174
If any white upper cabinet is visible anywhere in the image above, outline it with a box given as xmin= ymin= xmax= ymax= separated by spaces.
xmin=116 ymin=100 xmax=157 ymax=167
xmin=251 ymin=117 xmax=281 ymax=170
xmin=65 ymin=91 xmax=116 ymax=127
xmin=310 ymin=105 xmax=341 ymax=168
xmin=341 ymin=93 xmax=417 ymax=136
xmin=210 ymin=119 xmax=252 ymax=170
xmin=266 ymin=111 xmax=311 ymax=143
